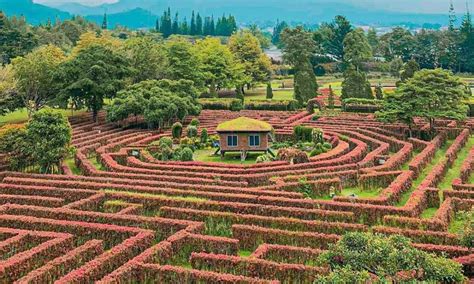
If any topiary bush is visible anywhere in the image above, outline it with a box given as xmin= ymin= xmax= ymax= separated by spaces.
xmin=200 ymin=128 xmax=209 ymax=144
xmin=171 ymin=122 xmax=183 ymax=139
xmin=187 ymin=125 xmax=198 ymax=138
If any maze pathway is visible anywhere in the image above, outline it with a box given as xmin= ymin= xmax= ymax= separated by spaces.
xmin=0 ymin=110 xmax=472 ymax=282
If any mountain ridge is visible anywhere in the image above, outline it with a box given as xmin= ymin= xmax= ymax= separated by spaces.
xmin=2 ymin=0 xmax=456 ymax=28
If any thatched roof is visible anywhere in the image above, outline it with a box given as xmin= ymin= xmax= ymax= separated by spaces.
xmin=216 ymin=117 xmax=273 ymax=132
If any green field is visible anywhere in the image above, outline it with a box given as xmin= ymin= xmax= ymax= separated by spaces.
xmin=194 ymin=148 xmax=262 ymax=165
xmin=0 ymin=108 xmax=87 ymax=126
xmin=244 ymin=89 xmax=294 ymax=102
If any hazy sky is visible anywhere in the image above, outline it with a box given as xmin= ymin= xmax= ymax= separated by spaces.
xmin=34 ymin=0 xmax=474 ymax=14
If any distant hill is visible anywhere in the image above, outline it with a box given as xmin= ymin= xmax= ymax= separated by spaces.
xmin=86 ymin=8 xmax=157 ymax=29
xmin=0 ymin=0 xmax=70 ymax=25
xmin=48 ymin=0 xmax=453 ymax=27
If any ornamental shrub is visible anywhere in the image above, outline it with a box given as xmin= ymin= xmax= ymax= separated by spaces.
xmin=187 ymin=125 xmax=198 ymax=138
xmin=230 ymin=99 xmax=244 ymax=111
xmin=312 ymin=128 xmax=324 ymax=145
xmin=266 ymin=82 xmax=273 ymax=100
xmin=178 ymin=147 xmax=194 ymax=162
xmin=158 ymin=137 xmax=173 ymax=148
xmin=317 ymin=232 xmax=466 ymax=283
xmin=190 ymin=118 xmax=200 ymax=127
xmin=200 ymin=128 xmax=209 ymax=144
xmin=171 ymin=122 xmax=183 ymax=139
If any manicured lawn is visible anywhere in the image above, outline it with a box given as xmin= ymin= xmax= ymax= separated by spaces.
xmin=244 ymin=89 xmax=294 ymax=101
xmin=194 ymin=149 xmax=262 ymax=165
xmin=340 ymin=186 xmax=382 ymax=198
xmin=0 ymin=108 xmax=87 ymax=126
xmin=438 ymin=136 xmax=474 ymax=190
xmin=420 ymin=207 xmax=438 ymax=219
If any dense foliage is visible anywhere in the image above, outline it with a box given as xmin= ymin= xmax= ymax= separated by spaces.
xmin=318 ymin=232 xmax=466 ymax=283
xmin=377 ymin=69 xmax=470 ymax=131
xmin=0 ymin=109 xmax=71 ymax=173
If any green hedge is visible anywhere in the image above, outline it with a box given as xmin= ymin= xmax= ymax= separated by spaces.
xmin=199 ymin=99 xmax=299 ymax=112
xmin=199 ymin=98 xmax=243 ymax=111
xmin=245 ymin=100 xmax=299 ymax=111
xmin=342 ymin=98 xmax=383 ymax=113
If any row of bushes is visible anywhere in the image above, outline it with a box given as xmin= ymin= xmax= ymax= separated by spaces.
xmin=198 ymin=98 xmax=299 ymax=111
xmin=342 ymin=98 xmax=383 ymax=113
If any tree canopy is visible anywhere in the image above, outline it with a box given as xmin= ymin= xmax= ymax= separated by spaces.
xmin=57 ymin=44 xmax=132 ymax=122
xmin=377 ymin=69 xmax=470 ymax=130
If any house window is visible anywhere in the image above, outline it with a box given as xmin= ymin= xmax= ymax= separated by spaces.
xmin=249 ymin=135 xmax=260 ymax=147
xmin=227 ymin=135 xmax=238 ymax=147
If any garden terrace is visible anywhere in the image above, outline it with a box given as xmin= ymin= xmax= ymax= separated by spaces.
xmin=0 ymin=109 xmax=473 ymax=282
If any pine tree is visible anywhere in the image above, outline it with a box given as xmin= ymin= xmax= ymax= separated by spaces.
xmin=101 ymin=12 xmax=107 ymax=30
xmin=196 ymin=13 xmax=203 ymax=35
xmin=160 ymin=8 xmax=172 ymax=38
xmin=180 ymin=17 xmax=189 ymax=35
xmin=203 ymin=17 xmax=212 ymax=35
xmin=449 ymin=0 xmax=457 ymax=31
xmin=190 ymin=11 xmax=197 ymax=35
xmin=210 ymin=16 xmax=215 ymax=35
xmin=172 ymin=13 xmax=179 ymax=35
xmin=341 ymin=65 xmax=373 ymax=100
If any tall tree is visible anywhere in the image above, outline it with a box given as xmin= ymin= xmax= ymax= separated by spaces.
xmin=367 ymin=27 xmax=379 ymax=54
xmin=341 ymin=64 xmax=373 ymax=100
xmin=228 ymin=30 xmax=272 ymax=91
xmin=379 ymin=27 xmax=415 ymax=62
xmin=318 ymin=15 xmax=353 ymax=60
xmin=195 ymin=37 xmax=243 ymax=95
xmin=343 ymin=28 xmax=372 ymax=70
xmin=172 ymin=13 xmax=179 ymax=35
xmin=377 ymin=69 xmax=469 ymax=133
xmin=272 ymin=20 xmax=288 ymax=47
xmin=123 ymin=36 xmax=168 ymax=83
xmin=160 ymin=8 xmax=172 ymax=38
xmin=57 ymin=45 xmax=131 ymax=122
xmin=281 ymin=26 xmax=318 ymax=104
xmin=11 ymin=45 xmax=66 ymax=116
xmin=165 ymin=38 xmax=204 ymax=89
xmin=0 ymin=64 xmax=22 ymax=115
xmin=459 ymin=7 xmax=474 ymax=72
xmin=0 ymin=11 xmax=37 ymax=64
xmin=196 ymin=13 xmax=203 ymax=35
xmin=190 ymin=11 xmax=197 ymax=36
xmin=448 ymin=0 xmax=457 ymax=31
xmin=101 ymin=12 xmax=107 ymax=30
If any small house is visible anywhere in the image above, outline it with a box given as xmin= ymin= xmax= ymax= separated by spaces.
xmin=216 ymin=117 xmax=273 ymax=159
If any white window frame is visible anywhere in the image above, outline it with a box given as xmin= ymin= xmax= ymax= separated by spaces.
xmin=227 ymin=135 xmax=238 ymax=147
xmin=249 ymin=134 xmax=260 ymax=147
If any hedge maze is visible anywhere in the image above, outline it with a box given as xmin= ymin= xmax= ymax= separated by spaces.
xmin=0 ymin=109 xmax=473 ymax=283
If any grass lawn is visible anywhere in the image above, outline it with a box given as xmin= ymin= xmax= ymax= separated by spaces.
xmin=194 ymin=149 xmax=261 ymax=165
xmin=420 ymin=207 xmax=438 ymax=219
xmin=238 ymin=250 xmax=253 ymax=258
xmin=340 ymin=186 xmax=382 ymax=198
xmin=88 ymin=155 xmax=107 ymax=171
xmin=396 ymin=140 xmax=453 ymax=207
xmin=438 ymin=136 xmax=474 ymax=190
xmin=0 ymin=108 xmax=87 ymax=126
xmin=64 ymin=157 xmax=83 ymax=175
xmin=448 ymin=211 xmax=471 ymax=234
xmin=244 ymin=89 xmax=294 ymax=102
